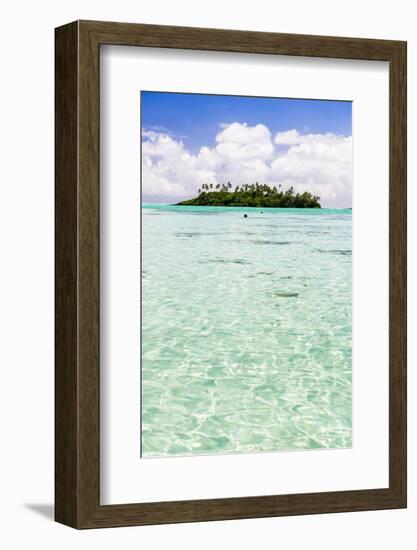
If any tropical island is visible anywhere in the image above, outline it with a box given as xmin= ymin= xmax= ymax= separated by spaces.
xmin=177 ymin=182 xmax=321 ymax=208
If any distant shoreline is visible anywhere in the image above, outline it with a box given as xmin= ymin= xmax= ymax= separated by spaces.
xmin=175 ymin=203 xmax=323 ymax=208
xmin=176 ymin=183 xmax=321 ymax=208
xmin=142 ymin=203 xmax=352 ymax=211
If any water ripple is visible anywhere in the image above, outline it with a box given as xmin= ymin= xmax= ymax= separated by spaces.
xmin=142 ymin=207 xmax=352 ymax=457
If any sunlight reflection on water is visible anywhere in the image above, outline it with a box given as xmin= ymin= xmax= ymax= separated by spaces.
xmin=141 ymin=206 xmax=352 ymax=457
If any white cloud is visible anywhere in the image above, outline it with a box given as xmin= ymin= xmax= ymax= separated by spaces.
xmin=274 ymin=129 xmax=303 ymax=145
xmin=141 ymin=123 xmax=352 ymax=207
xmin=215 ymin=122 xmax=274 ymax=161
xmin=271 ymin=131 xmax=352 ymax=206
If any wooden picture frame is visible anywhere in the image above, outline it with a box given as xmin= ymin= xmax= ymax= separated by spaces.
xmin=55 ymin=20 xmax=407 ymax=529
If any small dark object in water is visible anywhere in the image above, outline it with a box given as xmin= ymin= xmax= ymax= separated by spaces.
xmin=272 ymin=291 xmax=299 ymax=298
xmin=243 ymin=214 xmax=248 ymax=218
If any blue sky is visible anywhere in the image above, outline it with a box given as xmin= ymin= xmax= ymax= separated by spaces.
xmin=141 ymin=91 xmax=353 ymax=207
xmin=141 ymin=91 xmax=352 ymax=154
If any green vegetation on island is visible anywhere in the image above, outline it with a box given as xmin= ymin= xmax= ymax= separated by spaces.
xmin=177 ymin=182 xmax=321 ymax=208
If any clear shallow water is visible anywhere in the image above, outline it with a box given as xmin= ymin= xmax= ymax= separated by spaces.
xmin=141 ymin=205 xmax=352 ymax=457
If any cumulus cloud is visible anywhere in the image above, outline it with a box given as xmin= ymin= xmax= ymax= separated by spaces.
xmin=215 ymin=122 xmax=274 ymax=161
xmin=142 ymin=123 xmax=352 ymax=207
xmin=274 ymin=129 xmax=303 ymax=145
xmin=272 ymin=130 xmax=352 ymax=206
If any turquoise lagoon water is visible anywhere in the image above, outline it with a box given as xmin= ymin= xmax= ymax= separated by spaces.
xmin=141 ymin=205 xmax=352 ymax=457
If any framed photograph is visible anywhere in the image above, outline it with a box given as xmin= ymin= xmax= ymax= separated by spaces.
xmin=55 ymin=20 xmax=406 ymax=528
